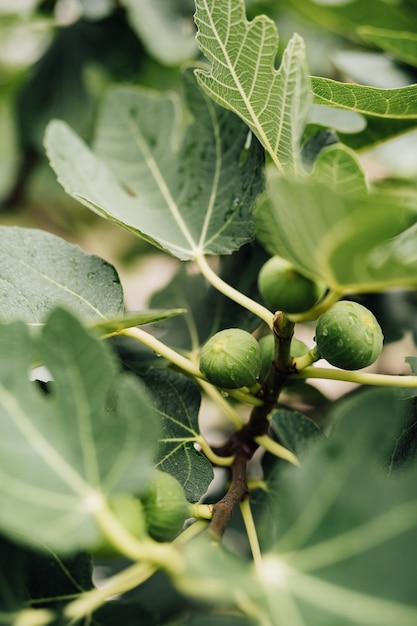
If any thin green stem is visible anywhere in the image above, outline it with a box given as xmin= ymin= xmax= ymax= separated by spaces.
xmin=65 ymin=561 xmax=157 ymax=622
xmin=195 ymin=253 xmax=274 ymax=328
xmin=189 ymin=503 xmax=214 ymax=520
xmin=175 ymin=518 xmax=209 ymax=543
xmin=294 ymin=367 xmax=417 ymax=388
xmin=287 ymin=289 xmax=342 ymax=323
xmin=233 ymin=591 xmax=273 ymax=626
xmin=196 ymin=434 xmax=235 ymax=467
xmin=7 ymin=609 xmax=55 ymax=626
xmin=247 ymin=478 xmax=268 ymax=492
xmin=94 ymin=502 xmax=182 ymax=571
xmin=117 ymin=329 xmax=263 ymax=407
xmin=65 ymin=520 xmax=206 ymax=623
xmin=292 ymin=346 xmax=321 ymax=371
xmin=255 ymin=434 xmax=300 ymax=467
xmin=197 ymin=378 xmax=245 ymax=428
xmin=119 ymin=326 xmax=204 ymax=379
xmin=94 ymin=502 xmax=149 ymax=560
xmin=226 ymin=387 xmax=264 ymax=406
xmin=240 ymin=498 xmax=263 ymax=572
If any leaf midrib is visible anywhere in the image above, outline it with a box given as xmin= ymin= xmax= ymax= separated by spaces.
xmin=121 ymin=107 xmax=199 ymax=256
xmin=0 ymin=383 xmax=92 ymax=498
xmin=4 ymin=252 xmax=107 ymax=319
xmin=200 ymin=0 xmax=283 ymax=173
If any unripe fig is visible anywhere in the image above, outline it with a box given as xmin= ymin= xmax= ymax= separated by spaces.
xmin=291 ymin=337 xmax=310 ymax=358
xmin=92 ymin=494 xmax=147 ymax=557
xmin=315 ymin=300 xmax=383 ymax=370
xmin=199 ymin=328 xmax=261 ymax=389
xmin=258 ymin=334 xmax=275 ymax=381
xmin=258 ymin=256 xmax=324 ymax=313
xmin=141 ymin=470 xmax=188 ymax=542
xmin=259 ymin=334 xmax=309 ymax=381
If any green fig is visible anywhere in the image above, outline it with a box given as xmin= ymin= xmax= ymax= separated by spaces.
xmin=315 ymin=301 xmax=383 ymax=370
xmin=199 ymin=328 xmax=261 ymax=388
xmin=258 ymin=256 xmax=324 ymax=313
xmin=141 ymin=471 xmax=188 ymax=542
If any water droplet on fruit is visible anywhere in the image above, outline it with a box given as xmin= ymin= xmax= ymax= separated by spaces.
xmin=336 ymin=338 xmax=344 ymax=347
xmin=364 ymin=331 xmax=374 ymax=346
xmin=247 ymin=347 xmax=257 ymax=359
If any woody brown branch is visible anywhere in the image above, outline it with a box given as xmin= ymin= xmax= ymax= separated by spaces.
xmin=206 ymin=312 xmax=295 ymax=539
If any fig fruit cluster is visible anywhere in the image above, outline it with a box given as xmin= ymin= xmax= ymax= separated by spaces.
xmin=315 ymin=300 xmax=384 ymax=370
xmin=258 ymin=255 xmax=324 ymax=314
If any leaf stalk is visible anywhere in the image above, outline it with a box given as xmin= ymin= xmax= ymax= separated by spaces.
xmin=195 ymin=253 xmax=274 ymax=328
xmin=295 ymin=367 xmax=417 ymax=388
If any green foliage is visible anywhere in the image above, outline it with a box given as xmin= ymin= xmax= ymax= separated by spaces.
xmin=194 ymin=0 xmax=311 ymax=175
xmin=261 ymin=388 xmax=417 ymax=626
xmin=0 ymin=226 xmax=124 ymax=325
xmin=0 ymin=308 xmax=161 ymax=554
xmin=143 ymin=369 xmax=214 ymax=502
xmin=2 ymin=0 xmax=417 ymax=624
xmin=45 ymin=68 xmax=264 ymax=261
xmin=312 ymin=77 xmax=417 ymax=119
xmin=255 ymin=173 xmax=417 ymax=293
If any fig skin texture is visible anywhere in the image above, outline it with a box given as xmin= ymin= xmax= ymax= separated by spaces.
xmin=141 ymin=470 xmax=188 ymax=542
xmin=258 ymin=256 xmax=324 ymax=313
xmin=199 ymin=328 xmax=261 ymax=389
xmin=315 ymin=300 xmax=384 ymax=370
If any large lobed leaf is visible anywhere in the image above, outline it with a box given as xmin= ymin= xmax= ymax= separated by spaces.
xmin=0 ymin=226 xmax=183 ymax=333
xmin=45 ymin=69 xmax=264 ymax=261
xmin=143 ymin=369 xmax=214 ymax=503
xmin=176 ymin=388 xmax=417 ymax=624
xmin=310 ymin=143 xmax=367 ymax=196
xmin=0 ymin=308 xmax=161 ymax=553
xmin=0 ymin=535 xmax=93 ymax=617
xmin=194 ymin=0 xmax=311 ymax=175
xmin=312 ymin=77 xmax=417 ymax=119
xmin=0 ymin=226 xmax=124 ymax=326
xmin=255 ymin=171 xmax=417 ymax=293
xmin=259 ymin=388 xmax=417 ymax=626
